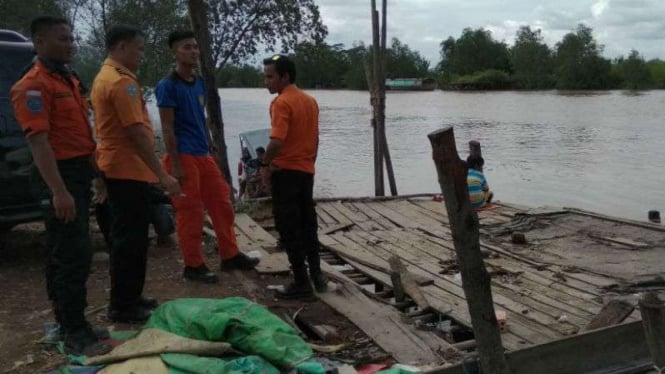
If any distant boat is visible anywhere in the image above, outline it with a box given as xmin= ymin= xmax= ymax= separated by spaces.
xmin=385 ymin=78 xmax=436 ymax=91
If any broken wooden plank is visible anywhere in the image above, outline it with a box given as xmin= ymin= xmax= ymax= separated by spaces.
xmin=320 ymin=234 xmax=434 ymax=286
xmin=349 ymin=201 xmax=397 ymax=229
xmin=206 ymin=214 xmax=289 ymax=274
xmin=426 ymin=321 xmax=652 ymax=374
xmin=322 ymin=222 xmax=356 ymax=235
xmin=343 ymin=230 xmax=563 ymax=347
xmin=254 ymin=251 xmax=290 ymax=274
xmin=234 ymin=213 xmax=278 ymax=246
xmin=316 ymin=275 xmax=442 ymax=365
xmin=588 ymin=234 xmax=651 ymax=249
xmin=565 ymin=207 xmax=665 ymax=233
xmin=581 ymin=299 xmax=635 ymax=332
xmin=389 ymin=256 xmax=430 ymax=310
xmin=349 ymin=230 xmax=580 ymax=340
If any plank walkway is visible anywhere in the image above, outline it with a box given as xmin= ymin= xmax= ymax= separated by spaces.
xmin=312 ymin=197 xmax=663 ymax=351
xmin=229 ymin=196 xmax=664 ymax=357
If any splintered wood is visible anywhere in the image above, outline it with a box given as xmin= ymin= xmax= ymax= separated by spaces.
xmin=312 ymin=197 xmax=660 ymax=352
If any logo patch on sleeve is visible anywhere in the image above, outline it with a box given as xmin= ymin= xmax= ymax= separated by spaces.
xmin=126 ymin=84 xmax=138 ymax=97
xmin=26 ymin=96 xmax=43 ymax=114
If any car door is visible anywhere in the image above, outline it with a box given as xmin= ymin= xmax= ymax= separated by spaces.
xmin=0 ymin=42 xmax=41 ymax=214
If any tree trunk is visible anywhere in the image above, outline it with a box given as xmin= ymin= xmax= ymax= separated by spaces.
xmin=428 ymin=127 xmax=509 ymax=374
xmin=187 ymin=0 xmax=233 ymax=189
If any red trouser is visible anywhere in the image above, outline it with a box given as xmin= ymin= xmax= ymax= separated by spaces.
xmin=164 ymin=154 xmax=239 ymax=267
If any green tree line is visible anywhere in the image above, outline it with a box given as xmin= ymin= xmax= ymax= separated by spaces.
xmin=439 ymin=24 xmax=665 ymax=90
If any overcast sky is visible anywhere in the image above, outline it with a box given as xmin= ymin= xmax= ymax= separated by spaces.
xmin=316 ymin=0 xmax=665 ymax=65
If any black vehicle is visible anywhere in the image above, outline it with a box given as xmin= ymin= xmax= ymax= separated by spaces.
xmin=0 ymin=30 xmax=42 ymax=232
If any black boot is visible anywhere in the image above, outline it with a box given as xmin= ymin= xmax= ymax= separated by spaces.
xmin=310 ymin=270 xmax=328 ymax=293
xmin=275 ymin=267 xmax=314 ymax=300
xmin=183 ymin=264 xmax=219 ymax=283
xmin=63 ymin=326 xmax=112 ymax=357
xmin=107 ymin=305 xmax=152 ymax=324
xmin=220 ymin=252 xmax=260 ymax=271
xmin=275 ymin=282 xmax=315 ymax=300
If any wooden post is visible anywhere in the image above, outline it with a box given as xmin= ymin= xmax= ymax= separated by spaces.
xmin=379 ymin=0 xmax=397 ymax=196
xmin=368 ymin=0 xmax=397 ymax=197
xmin=370 ymin=4 xmax=384 ymax=197
xmin=381 ymin=130 xmax=398 ymax=196
xmin=428 ymin=127 xmax=509 ymax=374
xmin=187 ymin=0 xmax=233 ymax=189
xmin=639 ymin=292 xmax=665 ymax=370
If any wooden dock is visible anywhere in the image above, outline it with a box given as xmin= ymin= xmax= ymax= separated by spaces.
xmin=228 ymin=195 xmax=664 ymax=369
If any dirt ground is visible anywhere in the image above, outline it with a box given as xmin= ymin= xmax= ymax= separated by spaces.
xmin=0 ymin=222 xmax=388 ymax=373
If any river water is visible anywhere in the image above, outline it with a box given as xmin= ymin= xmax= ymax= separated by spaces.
xmin=148 ymin=88 xmax=665 ymax=221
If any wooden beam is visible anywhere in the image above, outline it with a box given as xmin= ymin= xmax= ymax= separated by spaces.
xmin=318 ymin=265 xmax=442 ymax=364
xmin=424 ymin=321 xmax=652 ymax=374
xmin=428 ymin=127 xmax=509 ymax=374
xmin=639 ymin=292 xmax=665 ymax=370
xmin=581 ymin=299 xmax=634 ymax=332
xmin=389 ymin=256 xmax=430 ymax=310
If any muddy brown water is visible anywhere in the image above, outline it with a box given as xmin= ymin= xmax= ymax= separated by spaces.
xmin=147 ymin=88 xmax=665 ymax=222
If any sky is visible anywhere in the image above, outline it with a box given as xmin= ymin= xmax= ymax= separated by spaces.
xmin=316 ymin=0 xmax=665 ymax=65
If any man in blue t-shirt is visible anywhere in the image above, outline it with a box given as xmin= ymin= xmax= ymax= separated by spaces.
xmin=467 ymin=156 xmax=493 ymax=209
xmin=155 ymin=30 xmax=258 ymax=283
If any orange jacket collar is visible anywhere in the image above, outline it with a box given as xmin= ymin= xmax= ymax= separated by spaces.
xmin=103 ymin=58 xmax=137 ymax=79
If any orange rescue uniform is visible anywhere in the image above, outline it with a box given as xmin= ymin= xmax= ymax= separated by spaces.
xmin=269 ymin=84 xmax=319 ymax=174
xmin=90 ymin=58 xmax=158 ymax=183
xmin=10 ymin=59 xmax=95 ymax=159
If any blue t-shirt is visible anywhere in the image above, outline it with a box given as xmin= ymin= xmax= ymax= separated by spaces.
xmin=155 ymin=74 xmax=209 ymax=156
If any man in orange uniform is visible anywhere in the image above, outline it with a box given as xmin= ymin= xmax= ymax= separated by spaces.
xmin=10 ymin=16 xmax=111 ymax=356
xmin=156 ymin=30 xmax=258 ymax=283
xmin=91 ymin=25 xmax=180 ymax=323
xmin=262 ymin=55 xmax=327 ymax=299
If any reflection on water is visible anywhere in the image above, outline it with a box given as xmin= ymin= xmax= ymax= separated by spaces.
xmin=147 ymin=89 xmax=665 ymax=221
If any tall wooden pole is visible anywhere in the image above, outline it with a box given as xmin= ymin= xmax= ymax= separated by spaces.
xmin=370 ymin=3 xmax=384 ymax=197
xmin=379 ymin=0 xmax=397 ymax=196
xmin=428 ymin=127 xmax=509 ymax=374
xmin=187 ymin=0 xmax=233 ymax=188
xmin=369 ymin=0 xmax=397 ymax=196
xmin=639 ymin=292 xmax=665 ymax=371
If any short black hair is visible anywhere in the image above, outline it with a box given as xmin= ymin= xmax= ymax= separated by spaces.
xmin=263 ymin=54 xmax=296 ymax=83
xmin=255 ymin=146 xmax=266 ymax=154
xmin=467 ymin=156 xmax=485 ymax=170
xmin=168 ymin=30 xmax=196 ymax=48
xmin=105 ymin=24 xmax=143 ymax=50
xmin=30 ymin=16 xmax=69 ymax=38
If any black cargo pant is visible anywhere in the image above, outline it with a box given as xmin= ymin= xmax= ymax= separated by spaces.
xmin=271 ymin=169 xmax=321 ymax=284
xmin=105 ymin=179 xmax=151 ymax=311
xmin=44 ymin=156 xmax=93 ymax=332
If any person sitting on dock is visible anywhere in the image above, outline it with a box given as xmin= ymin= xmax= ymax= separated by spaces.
xmin=467 ymin=156 xmax=493 ymax=209
xmin=156 ymin=30 xmax=259 ymax=283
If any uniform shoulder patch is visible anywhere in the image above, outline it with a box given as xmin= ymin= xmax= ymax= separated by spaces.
xmin=26 ymin=90 xmax=43 ymax=114
xmin=126 ymin=84 xmax=139 ymax=97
